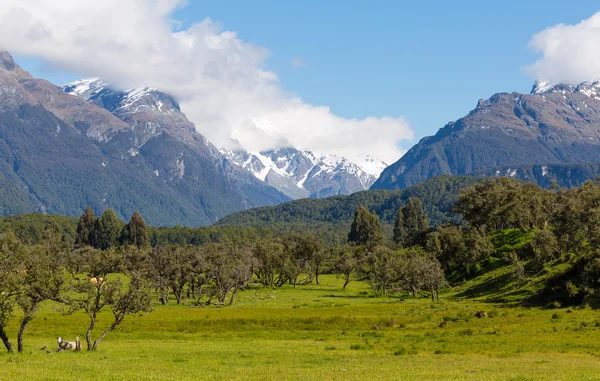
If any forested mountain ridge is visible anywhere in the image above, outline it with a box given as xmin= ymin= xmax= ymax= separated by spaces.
xmin=0 ymin=52 xmax=289 ymax=226
xmin=218 ymin=176 xmax=484 ymax=243
xmin=373 ymin=81 xmax=600 ymax=190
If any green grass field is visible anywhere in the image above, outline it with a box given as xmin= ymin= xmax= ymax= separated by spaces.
xmin=2 ymin=275 xmax=600 ymax=380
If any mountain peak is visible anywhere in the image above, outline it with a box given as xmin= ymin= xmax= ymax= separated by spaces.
xmin=0 ymin=51 xmax=32 ymax=79
xmin=531 ymin=80 xmax=600 ymax=98
xmin=531 ymin=80 xmax=554 ymax=94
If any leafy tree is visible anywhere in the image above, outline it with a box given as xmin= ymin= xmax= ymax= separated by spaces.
xmin=168 ymin=246 xmax=196 ymax=304
xmin=252 ymin=240 xmax=286 ymax=287
xmin=433 ymin=224 xmax=467 ymax=271
xmin=203 ymin=244 xmax=255 ymax=305
xmin=454 ymin=178 xmax=554 ymax=230
xmin=394 ymin=197 xmax=429 ymax=247
xmin=462 ymin=226 xmax=494 ymax=272
xmin=404 ymin=198 xmax=429 ymax=236
xmin=75 ymin=207 xmax=97 ymax=247
xmin=553 ymin=180 xmax=600 ymax=254
xmin=362 ymin=246 xmax=401 ymax=296
xmin=69 ymin=247 xmax=151 ymax=351
xmin=91 ymin=209 xmax=122 ymax=250
xmin=530 ymin=229 xmax=559 ymax=266
xmin=120 ymin=212 xmax=149 ymax=248
xmin=16 ymin=242 xmax=68 ymax=352
xmin=348 ymin=206 xmax=385 ymax=249
xmin=146 ymin=246 xmax=175 ymax=305
xmin=508 ymin=252 xmax=527 ymax=282
xmin=0 ymin=233 xmax=26 ymax=353
xmin=333 ymin=245 xmax=359 ymax=289
xmin=293 ymin=234 xmax=325 ymax=284
xmin=393 ymin=208 xmax=407 ymax=246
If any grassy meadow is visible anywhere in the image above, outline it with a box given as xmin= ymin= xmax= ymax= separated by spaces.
xmin=2 ymin=274 xmax=600 ymax=381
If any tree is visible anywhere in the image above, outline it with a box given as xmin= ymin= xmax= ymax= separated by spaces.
xmin=333 ymin=245 xmax=359 ymax=289
xmin=168 ymin=246 xmax=195 ymax=304
xmin=394 ymin=198 xmax=429 ymax=247
xmin=203 ymin=244 xmax=254 ymax=305
xmin=91 ymin=209 xmax=122 ymax=250
xmin=462 ymin=226 xmax=494 ymax=272
xmin=361 ymin=246 xmax=402 ymax=296
xmin=348 ymin=206 xmax=384 ymax=249
xmin=393 ymin=208 xmax=407 ymax=246
xmin=508 ymin=252 xmax=527 ymax=282
xmin=120 ymin=212 xmax=149 ymax=248
xmin=530 ymin=229 xmax=559 ymax=266
xmin=0 ymin=233 xmax=26 ymax=353
xmin=294 ymin=234 xmax=324 ymax=285
xmin=146 ymin=246 xmax=175 ymax=305
xmin=454 ymin=178 xmax=554 ymax=230
xmin=252 ymin=240 xmax=286 ymax=287
xmin=419 ymin=255 xmax=447 ymax=302
xmin=403 ymin=198 xmax=429 ymax=236
xmin=75 ymin=207 xmax=97 ymax=247
xmin=434 ymin=224 xmax=467 ymax=271
xmin=70 ymin=248 xmax=151 ymax=351
xmin=16 ymin=240 xmax=68 ymax=352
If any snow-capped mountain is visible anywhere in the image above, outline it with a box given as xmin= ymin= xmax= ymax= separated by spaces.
xmin=60 ymin=76 xmax=290 ymax=224
xmin=223 ymin=147 xmax=387 ymax=199
xmin=373 ymin=78 xmax=600 ymax=190
xmin=531 ymin=80 xmax=600 ymax=99
xmin=65 ymin=78 xmax=388 ymax=201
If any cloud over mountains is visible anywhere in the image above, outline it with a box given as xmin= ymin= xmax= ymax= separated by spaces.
xmin=0 ymin=0 xmax=413 ymax=164
xmin=528 ymin=12 xmax=600 ymax=85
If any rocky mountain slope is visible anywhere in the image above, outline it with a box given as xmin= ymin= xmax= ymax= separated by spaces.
xmin=372 ymin=81 xmax=600 ymax=190
xmin=0 ymin=52 xmax=288 ymax=226
xmin=222 ymin=147 xmax=386 ymax=199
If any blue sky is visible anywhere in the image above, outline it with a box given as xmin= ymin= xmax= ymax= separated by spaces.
xmin=13 ymin=1 xmax=600 ymax=152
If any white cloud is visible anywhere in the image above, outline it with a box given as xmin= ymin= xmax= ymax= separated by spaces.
xmin=527 ymin=12 xmax=600 ymax=85
xmin=291 ymin=57 xmax=307 ymax=68
xmin=0 ymin=0 xmax=413 ymax=164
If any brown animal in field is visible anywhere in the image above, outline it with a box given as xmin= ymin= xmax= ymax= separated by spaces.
xmin=475 ymin=311 xmax=488 ymax=318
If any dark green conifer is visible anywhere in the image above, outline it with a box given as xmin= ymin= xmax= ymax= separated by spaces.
xmin=120 ymin=211 xmax=149 ymax=248
xmin=75 ymin=207 xmax=97 ymax=247
xmin=348 ymin=206 xmax=384 ymax=249
xmin=91 ymin=209 xmax=121 ymax=250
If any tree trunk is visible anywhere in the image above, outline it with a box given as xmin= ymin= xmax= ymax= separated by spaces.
xmin=229 ymin=288 xmax=238 ymax=306
xmin=343 ymin=276 xmax=350 ymax=289
xmin=92 ymin=319 xmax=121 ymax=351
xmin=315 ymin=267 xmax=320 ymax=285
xmin=17 ymin=301 xmax=39 ymax=352
xmin=86 ymin=316 xmax=96 ymax=351
xmin=0 ymin=328 xmax=13 ymax=353
xmin=174 ymin=286 xmax=182 ymax=304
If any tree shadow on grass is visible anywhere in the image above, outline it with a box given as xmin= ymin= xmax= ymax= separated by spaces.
xmin=455 ymin=272 xmax=513 ymax=300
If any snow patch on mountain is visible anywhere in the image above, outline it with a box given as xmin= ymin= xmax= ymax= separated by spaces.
xmin=222 ymin=147 xmax=387 ymax=199
xmin=531 ymin=80 xmax=600 ymax=100
xmin=63 ymin=78 xmax=175 ymax=115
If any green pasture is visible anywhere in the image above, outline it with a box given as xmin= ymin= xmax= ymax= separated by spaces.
xmin=2 ymin=275 xmax=600 ymax=380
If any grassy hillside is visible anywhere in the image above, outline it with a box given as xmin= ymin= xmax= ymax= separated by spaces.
xmin=218 ymin=175 xmax=484 ymax=243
